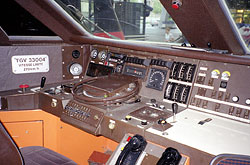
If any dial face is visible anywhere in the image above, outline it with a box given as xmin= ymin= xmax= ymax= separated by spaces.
xmin=98 ymin=50 xmax=107 ymax=61
xmin=146 ymin=68 xmax=167 ymax=91
xmin=90 ymin=49 xmax=98 ymax=59
xmin=69 ymin=63 xmax=83 ymax=76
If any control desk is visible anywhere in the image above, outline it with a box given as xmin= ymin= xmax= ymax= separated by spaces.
xmin=1 ymin=45 xmax=250 ymax=164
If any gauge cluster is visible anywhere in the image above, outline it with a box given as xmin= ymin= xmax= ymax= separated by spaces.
xmin=86 ymin=48 xmax=126 ymax=77
xmin=163 ymin=62 xmax=196 ymax=106
xmin=170 ymin=62 xmax=196 ymax=82
xmin=86 ymin=46 xmax=198 ymax=106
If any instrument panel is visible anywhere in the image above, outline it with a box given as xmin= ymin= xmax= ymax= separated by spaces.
xmin=1 ymin=44 xmax=250 ymax=164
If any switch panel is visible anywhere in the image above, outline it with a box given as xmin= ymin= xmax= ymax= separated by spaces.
xmin=61 ymin=100 xmax=105 ymax=135
xmin=190 ymin=61 xmax=250 ymax=123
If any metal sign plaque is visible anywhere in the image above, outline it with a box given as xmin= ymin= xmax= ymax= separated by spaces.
xmin=11 ymin=55 xmax=49 ymax=74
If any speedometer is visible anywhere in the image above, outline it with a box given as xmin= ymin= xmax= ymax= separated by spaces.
xmin=146 ymin=68 xmax=167 ymax=91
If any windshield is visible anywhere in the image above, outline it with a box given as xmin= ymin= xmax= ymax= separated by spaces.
xmin=56 ymin=0 xmax=184 ymax=44
xmin=225 ymin=0 xmax=250 ymax=50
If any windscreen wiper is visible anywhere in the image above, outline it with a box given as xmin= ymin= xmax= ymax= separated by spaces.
xmin=67 ymin=5 xmax=120 ymax=40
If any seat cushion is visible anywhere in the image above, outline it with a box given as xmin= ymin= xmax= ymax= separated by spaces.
xmin=20 ymin=146 xmax=77 ymax=165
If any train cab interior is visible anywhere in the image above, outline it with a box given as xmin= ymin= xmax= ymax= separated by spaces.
xmin=1 ymin=0 xmax=250 ymax=164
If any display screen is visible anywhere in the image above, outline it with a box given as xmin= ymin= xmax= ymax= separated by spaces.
xmin=86 ymin=63 xmax=113 ymax=77
xmin=123 ymin=65 xmax=146 ymax=78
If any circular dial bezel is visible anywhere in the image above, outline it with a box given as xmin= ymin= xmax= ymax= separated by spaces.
xmin=146 ymin=68 xmax=167 ymax=91
xmin=90 ymin=49 xmax=98 ymax=59
xmin=98 ymin=50 xmax=107 ymax=61
xmin=69 ymin=63 xmax=83 ymax=76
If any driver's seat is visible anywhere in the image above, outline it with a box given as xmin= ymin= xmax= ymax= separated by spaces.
xmin=0 ymin=121 xmax=77 ymax=165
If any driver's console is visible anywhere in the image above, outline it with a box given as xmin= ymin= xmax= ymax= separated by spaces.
xmin=1 ymin=44 xmax=250 ymax=164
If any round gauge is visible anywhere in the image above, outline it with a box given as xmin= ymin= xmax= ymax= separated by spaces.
xmin=211 ymin=69 xmax=220 ymax=77
xmin=221 ymin=71 xmax=231 ymax=79
xmin=72 ymin=50 xmax=80 ymax=59
xmin=69 ymin=63 xmax=83 ymax=76
xmin=146 ymin=68 xmax=167 ymax=91
xmin=90 ymin=49 xmax=98 ymax=59
xmin=98 ymin=51 xmax=107 ymax=61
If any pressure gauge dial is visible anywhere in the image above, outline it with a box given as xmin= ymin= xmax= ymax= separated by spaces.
xmin=221 ymin=71 xmax=231 ymax=79
xmin=211 ymin=69 xmax=220 ymax=78
xmin=98 ymin=51 xmax=107 ymax=61
xmin=90 ymin=49 xmax=98 ymax=59
xmin=69 ymin=63 xmax=83 ymax=76
xmin=146 ymin=68 xmax=167 ymax=91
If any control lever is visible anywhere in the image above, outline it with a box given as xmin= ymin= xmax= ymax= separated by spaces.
xmin=172 ymin=103 xmax=178 ymax=122
xmin=40 ymin=77 xmax=46 ymax=89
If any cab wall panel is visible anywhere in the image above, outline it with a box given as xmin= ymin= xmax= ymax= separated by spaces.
xmin=0 ymin=46 xmax=63 ymax=91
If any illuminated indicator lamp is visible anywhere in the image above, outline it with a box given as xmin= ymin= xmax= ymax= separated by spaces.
xmin=172 ymin=3 xmax=179 ymax=10
xmin=126 ymin=136 xmax=132 ymax=142
xmin=245 ymin=99 xmax=250 ymax=105
xmin=172 ymin=0 xmax=182 ymax=10
xmin=158 ymin=118 xmax=167 ymax=125
xmin=232 ymin=96 xmax=239 ymax=103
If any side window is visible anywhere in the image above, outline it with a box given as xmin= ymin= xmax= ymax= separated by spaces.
xmin=0 ymin=1 xmax=56 ymax=36
xmin=225 ymin=0 xmax=250 ymax=49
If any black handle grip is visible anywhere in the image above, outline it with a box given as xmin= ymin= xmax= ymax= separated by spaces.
xmin=172 ymin=103 xmax=178 ymax=114
xmin=40 ymin=77 xmax=46 ymax=89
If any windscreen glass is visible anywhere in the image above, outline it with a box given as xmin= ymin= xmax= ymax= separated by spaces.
xmin=56 ymin=0 xmax=185 ymax=44
xmin=225 ymin=0 xmax=250 ymax=50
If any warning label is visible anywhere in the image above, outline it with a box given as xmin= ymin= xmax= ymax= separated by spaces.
xmin=11 ymin=55 xmax=49 ymax=74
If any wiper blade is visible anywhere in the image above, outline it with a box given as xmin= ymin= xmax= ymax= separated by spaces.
xmin=67 ymin=5 xmax=120 ymax=40
xmin=171 ymin=45 xmax=228 ymax=54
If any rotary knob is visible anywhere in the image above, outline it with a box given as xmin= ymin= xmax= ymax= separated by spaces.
xmin=108 ymin=122 xmax=115 ymax=130
xmin=141 ymin=120 xmax=148 ymax=125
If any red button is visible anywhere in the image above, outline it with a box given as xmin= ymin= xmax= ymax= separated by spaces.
xmin=19 ymin=84 xmax=29 ymax=89
xmin=126 ymin=136 xmax=132 ymax=142
xmin=172 ymin=3 xmax=179 ymax=10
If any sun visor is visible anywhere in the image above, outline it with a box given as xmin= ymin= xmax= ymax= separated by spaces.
xmin=160 ymin=0 xmax=245 ymax=55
